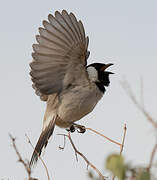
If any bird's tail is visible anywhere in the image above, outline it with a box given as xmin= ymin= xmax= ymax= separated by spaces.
xmin=29 ymin=119 xmax=56 ymax=168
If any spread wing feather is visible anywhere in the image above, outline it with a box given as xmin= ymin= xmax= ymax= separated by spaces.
xmin=30 ymin=10 xmax=89 ymax=96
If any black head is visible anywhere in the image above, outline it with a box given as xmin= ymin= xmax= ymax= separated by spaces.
xmin=86 ymin=63 xmax=114 ymax=93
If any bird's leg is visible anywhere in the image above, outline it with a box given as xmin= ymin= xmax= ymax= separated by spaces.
xmin=72 ymin=123 xmax=86 ymax=133
xmin=66 ymin=125 xmax=76 ymax=133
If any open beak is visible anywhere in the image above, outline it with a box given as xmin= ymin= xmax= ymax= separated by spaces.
xmin=105 ymin=71 xmax=114 ymax=74
xmin=100 ymin=63 xmax=114 ymax=72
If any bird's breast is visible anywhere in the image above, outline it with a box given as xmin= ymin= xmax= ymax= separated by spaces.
xmin=56 ymin=83 xmax=103 ymax=127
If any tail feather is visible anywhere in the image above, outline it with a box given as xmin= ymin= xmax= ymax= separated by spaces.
xmin=30 ymin=120 xmax=55 ymax=168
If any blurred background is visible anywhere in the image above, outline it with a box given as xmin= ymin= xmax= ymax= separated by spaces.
xmin=0 ymin=0 xmax=157 ymax=179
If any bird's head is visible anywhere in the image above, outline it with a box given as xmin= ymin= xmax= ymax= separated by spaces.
xmin=86 ymin=63 xmax=114 ymax=89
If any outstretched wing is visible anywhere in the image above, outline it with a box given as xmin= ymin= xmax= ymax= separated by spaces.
xmin=30 ymin=10 xmax=90 ymax=96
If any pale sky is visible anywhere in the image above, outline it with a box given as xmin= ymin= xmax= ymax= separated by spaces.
xmin=0 ymin=0 xmax=157 ymax=180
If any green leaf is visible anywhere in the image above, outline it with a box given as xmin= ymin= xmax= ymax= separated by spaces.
xmin=136 ymin=170 xmax=150 ymax=180
xmin=106 ymin=154 xmax=126 ymax=180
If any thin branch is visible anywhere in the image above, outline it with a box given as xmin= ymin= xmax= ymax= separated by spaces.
xmin=120 ymin=124 xmax=127 ymax=155
xmin=58 ymin=132 xmax=106 ymax=180
xmin=57 ymin=133 xmax=79 ymax=161
xmin=121 ymin=79 xmax=157 ymax=129
xmin=148 ymin=143 xmax=157 ymax=170
xmin=58 ymin=134 xmax=66 ymax=150
xmin=112 ymin=124 xmax=127 ymax=180
xmin=86 ymin=127 xmax=122 ymax=147
xmin=25 ymin=134 xmax=50 ymax=180
xmin=9 ymin=134 xmax=32 ymax=179
xmin=140 ymin=77 xmax=145 ymax=108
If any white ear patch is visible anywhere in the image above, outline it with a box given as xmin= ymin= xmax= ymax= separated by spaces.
xmin=87 ymin=66 xmax=98 ymax=82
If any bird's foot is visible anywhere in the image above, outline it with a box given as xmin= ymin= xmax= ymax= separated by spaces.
xmin=67 ymin=124 xmax=86 ymax=133
xmin=66 ymin=125 xmax=76 ymax=133
xmin=72 ymin=123 xmax=86 ymax=133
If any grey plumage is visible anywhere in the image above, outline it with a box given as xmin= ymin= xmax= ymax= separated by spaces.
xmin=29 ymin=10 xmax=113 ymax=167
xmin=30 ymin=118 xmax=55 ymax=166
xmin=30 ymin=10 xmax=89 ymax=95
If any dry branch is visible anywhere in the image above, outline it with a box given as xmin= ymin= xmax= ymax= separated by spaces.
xmin=58 ymin=132 xmax=106 ymax=180
xmin=112 ymin=124 xmax=127 ymax=180
xmin=9 ymin=134 xmax=37 ymax=180
xmin=86 ymin=127 xmax=122 ymax=147
xmin=121 ymin=79 xmax=157 ymax=179
xmin=148 ymin=143 xmax=157 ymax=170
xmin=121 ymin=79 xmax=157 ymax=129
xmin=25 ymin=134 xmax=50 ymax=180
xmin=120 ymin=124 xmax=127 ymax=155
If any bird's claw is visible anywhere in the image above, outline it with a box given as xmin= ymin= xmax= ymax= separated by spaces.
xmin=77 ymin=126 xmax=86 ymax=133
xmin=67 ymin=124 xmax=86 ymax=133
xmin=66 ymin=125 xmax=76 ymax=133
xmin=73 ymin=123 xmax=86 ymax=133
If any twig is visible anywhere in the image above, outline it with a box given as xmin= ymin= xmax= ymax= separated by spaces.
xmin=121 ymin=79 xmax=157 ymax=129
xmin=140 ymin=77 xmax=145 ymax=108
xmin=148 ymin=143 xmax=157 ymax=170
xmin=86 ymin=127 xmax=122 ymax=147
xmin=25 ymin=134 xmax=50 ymax=180
xmin=9 ymin=134 xmax=32 ymax=179
xmin=58 ymin=134 xmax=66 ymax=150
xmin=112 ymin=124 xmax=127 ymax=180
xmin=68 ymin=132 xmax=105 ymax=180
xmin=120 ymin=124 xmax=127 ymax=155
xmin=58 ymin=132 xmax=106 ymax=180
xmin=57 ymin=133 xmax=78 ymax=161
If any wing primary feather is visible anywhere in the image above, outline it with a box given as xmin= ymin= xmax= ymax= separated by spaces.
xmin=61 ymin=10 xmax=80 ymax=42
xmin=33 ymin=44 xmax=66 ymax=55
xmin=78 ymin=20 xmax=86 ymax=42
xmin=55 ymin=11 xmax=78 ymax=43
xmin=30 ymin=60 xmax=68 ymax=70
xmin=32 ymin=52 xmax=68 ymax=62
xmin=36 ymin=34 xmax=69 ymax=51
xmin=32 ymin=52 xmax=70 ymax=64
xmin=85 ymin=36 xmax=89 ymax=49
xmin=30 ymin=59 xmax=67 ymax=71
xmin=69 ymin=12 xmax=82 ymax=41
xmin=48 ymin=14 xmax=73 ymax=44
xmin=39 ymin=27 xmax=70 ymax=47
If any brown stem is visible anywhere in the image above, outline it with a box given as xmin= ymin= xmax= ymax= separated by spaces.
xmin=9 ymin=134 xmax=32 ymax=179
xmin=58 ymin=133 xmax=66 ymax=150
xmin=25 ymin=134 xmax=50 ymax=180
xmin=86 ymin=127 xmax=122 ymax=146
xmin=58 ymin=133 xmax=106 ymax=180
xmin=148 ymin=143 xmax=157 ymax=170
xmin=121 ymin=80 xmax=157 ymax=129
xmin=112 ymin=124 xmax=127 ymax=180
xmin=120 ymin=124 xmax=127 ymax=155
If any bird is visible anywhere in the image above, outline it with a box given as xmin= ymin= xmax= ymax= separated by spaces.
xmin=29 ymin=10 xmax=113 ymax=167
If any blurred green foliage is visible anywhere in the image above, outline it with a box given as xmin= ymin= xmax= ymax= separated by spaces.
xmin=136 ymin=170 xmax=150 ymax=180
xmin=106 ymin=154 xmax=126 ymax=180
xmin=88 ymin=153 xmax=151 ymax=180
